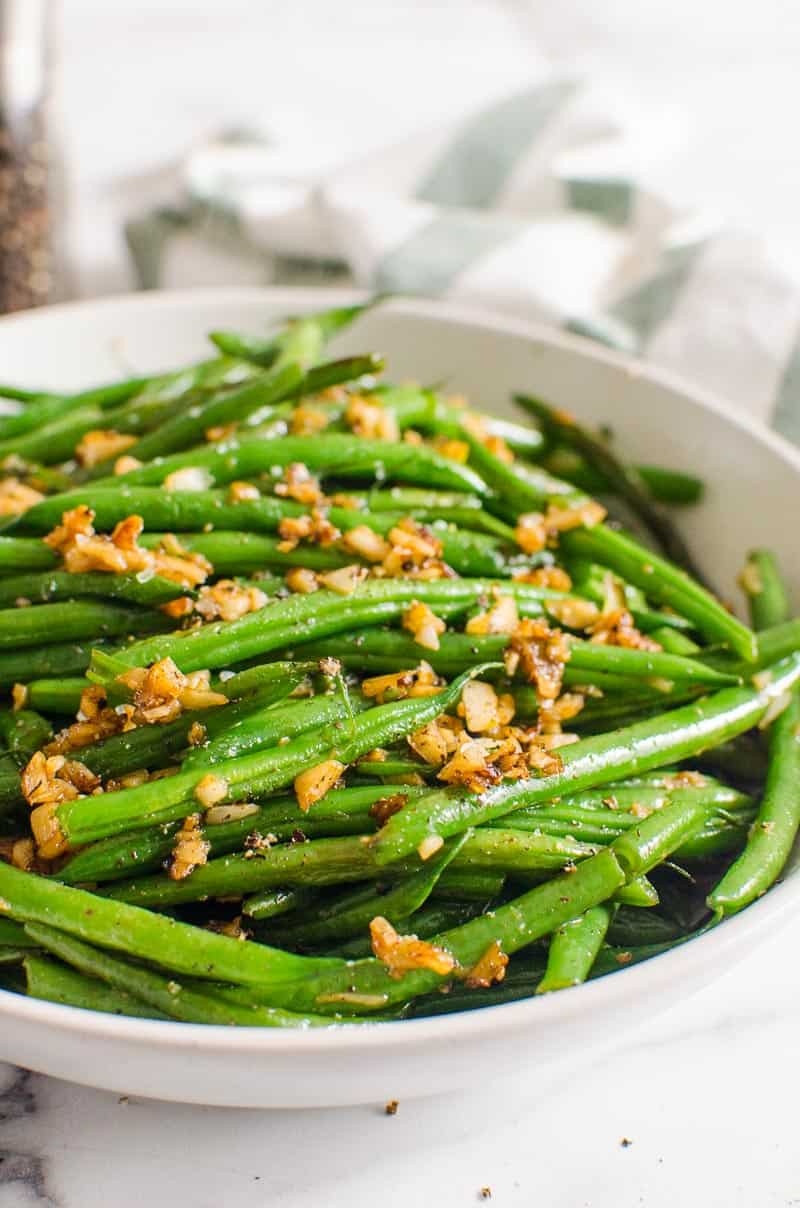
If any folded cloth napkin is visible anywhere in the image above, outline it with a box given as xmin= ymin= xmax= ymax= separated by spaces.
xmin=124 ymin=78 xmax=800 ymax=446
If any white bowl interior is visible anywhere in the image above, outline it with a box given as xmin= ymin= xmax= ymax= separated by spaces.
xmin=0 ymin=287 xmax=797 ymax=1107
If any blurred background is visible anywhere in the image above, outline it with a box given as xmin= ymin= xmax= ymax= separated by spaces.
xmin=46 ymin=0 xmax=800 ymax=296
xmin=3 ymin=0 xmax=800 ymax=435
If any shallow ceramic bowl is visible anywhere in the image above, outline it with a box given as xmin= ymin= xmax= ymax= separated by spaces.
xmin=0 ymin=288 xmax=797 ymax=1108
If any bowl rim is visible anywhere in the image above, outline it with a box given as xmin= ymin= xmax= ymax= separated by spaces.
xmin=1 ymin=283 xmax=798 ymax=1057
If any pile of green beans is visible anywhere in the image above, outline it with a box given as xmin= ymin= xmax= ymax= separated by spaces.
xmin=0 ymin=299 xmax=794 ymax=1029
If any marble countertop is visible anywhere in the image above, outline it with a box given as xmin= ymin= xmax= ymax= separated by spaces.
xmin=5 ymin=916 xmax=800 ymax=1208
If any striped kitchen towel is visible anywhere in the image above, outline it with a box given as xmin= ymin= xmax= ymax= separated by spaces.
xmin=125 ymin=79 xmax=800 ymax=445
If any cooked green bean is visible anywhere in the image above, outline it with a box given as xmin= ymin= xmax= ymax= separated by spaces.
xmin=98 ymin=580 xmax=566 ymax=676
xmin=560 ymin=526 xmax=756 ymax=660
xmin=295 ymin=626 xmax=739 ymax=688
xmin=58 ymin=784 xmax=425 ymax=885
xmin=25 ymin=924 xmax=340 ymax=1027
xmin=515 ymin=394 xmax=707 ymax=580
xmin=543 ymin=447 xmax=704 ymax=506
xmin=536 ymin=905 xmax=612 ymax=994
xmin=369 ymin=655 xmax=800 ymax=865
xmin=0 ymin=316 xmax=789 ymax=1027
xmin=0 ymin=570 xmax=186 ymax=609
xmin=95 ymin=432 xmax=489 ymax=495
xmin=740 ymin=550 xmax=791 ymax=631
xmin=55 ymin=666 xmax=493 ymax=846
xmin=25 ymin=953 xmax=167 ymax=1019
xmin=708 ymin=689 xmax=800 ymax=914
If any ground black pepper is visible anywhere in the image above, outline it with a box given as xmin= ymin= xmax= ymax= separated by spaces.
xmin=0 ymin=2 xmax=54 ymax=312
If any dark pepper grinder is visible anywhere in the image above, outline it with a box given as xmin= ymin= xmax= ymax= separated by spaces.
xmin=0 ymin=1 xmax=57 ymax=313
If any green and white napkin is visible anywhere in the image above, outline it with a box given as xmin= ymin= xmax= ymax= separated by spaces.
xmin=125 ymin=80 xmax=800 ymax=445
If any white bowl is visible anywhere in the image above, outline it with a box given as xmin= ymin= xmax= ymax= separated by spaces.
xmin=0 ymin=287 xmax=797 ymax=1109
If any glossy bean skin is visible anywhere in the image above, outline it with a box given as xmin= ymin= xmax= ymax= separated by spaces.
xmin=708 ymin=690 xmax=800 ymax=915
xmin=536 ymin=905 xmax=612 ymax=994
xmin=740 ymin=549 xmax=791 ymax=631
xmin=515 ymin=393 xmax=707 ymax=580
xmin=560 ymin=526 xmax=756 ymax=661
xmin=369 ymin=655 xmax=800 ymax=866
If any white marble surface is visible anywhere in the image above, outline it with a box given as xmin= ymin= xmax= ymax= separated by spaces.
xmin=8 ymin=3 xmax=799 ymax=1205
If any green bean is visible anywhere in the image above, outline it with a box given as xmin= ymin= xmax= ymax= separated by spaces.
xmin=137 ymin=525 xmax=512 ymax=579
xmin=430 ymin=868 xmax=507 ymax=901
xmin=406 ymin=961 xmax=545 ymax=1016
xmin=461 ymin=426 xmax=583 ymax=519
xmin=0 ymin=378 xmax=149 ymax=442
xmin=560 ymin=526 xmax=756 ymax=660
xmin=752 ymin=618 xmax=800 ymax=668
xmin=0 ymin=643 xmax=112 ymax=690
xmin=78 ymin=360 xmax=248 ymax=449
xmin=299 ymin=627 xmax=738 ymax=688
xmin=102 ymin=827 xmax=597 ymax=910
xmin=0 ymin=861 xmax=329 ymax=986
xmin=0 ymin=600 xmax=170 ymax=651
xmin=127 ymin=362 xmax=304 ymax=463
xmin=0 ymin=709 xmax=52 ymax=762
xmin=98 ymin=433 xmax=488 ymax=495
xmin=636 ymin=465 xmax=705 ymax=506
xmin=0 ymin=385 xmax=48 ymax=403
xmin=96 ymin=835 xmax=540 ymax=911
xmin=363 ymin=487 xmax=484 ymax=512
xmin=271 ymin=848 xmax=626 ymax=1014
xmin=24 ymin=952 xmax=167 ymax=1019
xmin=0 ymin=536 xmax=56 ymax=573
xmin=326 ymin=900 xmax=490 ymax=960
xmin=243 ymin=888 xmax=317 ymax=922
xmin=99 ymin=579 xmax=563 ymax=676
xmin=611 ymin=792 xmax=717 ymax=877
xmin=708 ymin=689 xmax=800 ymax=915
xmin=180 ymin=692 xmax=371 ymax=769
xmin=615 ymin=876 xmax=659 ymax=907
xmin=699 ymin=618 xmax=800 ymax=680
xmin=15 ymin=483 xmax=492 ymax=537
xmin=648 ymin=626 xmax=700 ymax=655
xmin=56 ymin=666 xmax=491 ymax=846
xmin=566 ymin=558 xmax=694 ymax=634
xmin=536 ymin=904 xmax=612 ymax=993
xmin=18 ymin=678 xmax=87 ymax=714
xmin=426 ymin=401 xmax=547 ymax=458
xmin=59 ymin=784 xmax=425 ymax=885
xmin=0 ymin=570 xmax=186 ymax=609
xmin=369 ymin=654 xmax=800 ymax=865
xmin=120 ymin=351 xmax=388 ymax=470
xmin=208 ymin=300 xmax=376 ymax=366
xmin=353 ymin=754 xmax=433 ymax=780
xmin=25 ymin=924 xmax=340 ymax=1028
xmin=0 ymin=404 xmax=111 ymax=466
xmin=250 ymin=836 xmax=467 ymax=949
xmin=542 ymin=447 xmax=704 ymax=505
xmin=15 ymin=485 xmax=499 ymax=550
xmin=740 ymin=550 xmax=791 ymax=631
xmin=67 ymin=670 xmax=311 ymax=785
xmin=495 ymin=784 xmax=754 ymax=855
xmin=515 ymin=394 xmax=707 ymax=579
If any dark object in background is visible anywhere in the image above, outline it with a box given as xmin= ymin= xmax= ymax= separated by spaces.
xmin=0 ymin=2 xmax=54 ymax=313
